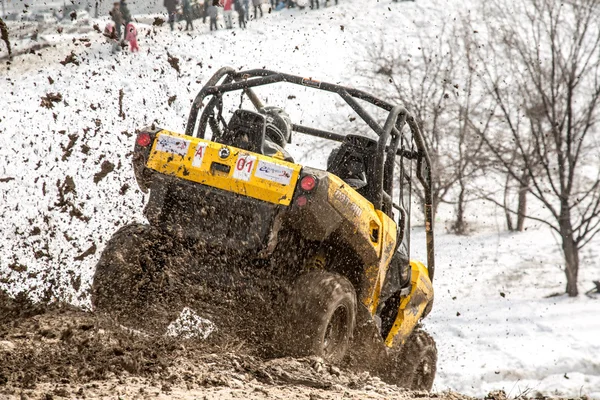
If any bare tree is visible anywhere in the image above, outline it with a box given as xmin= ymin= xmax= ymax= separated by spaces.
xmin=358 ymin=31 xmax=455 ymax=220
xmin=358 ymin=23 xmax=491 ymax=234
xmin=475 ymin=124 xmax=536 ymax=232
xmin=472 ymin=0 xmax=600 ymax=296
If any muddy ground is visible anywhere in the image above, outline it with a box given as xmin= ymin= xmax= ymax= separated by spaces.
xmin=0 ymin=290 xmax=486 ymax=400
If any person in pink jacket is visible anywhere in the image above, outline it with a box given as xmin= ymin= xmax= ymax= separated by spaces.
xmin=125 ymin=23 xmax=139 ymax=52
xmin=223 ymin=0 xmax=234 ymax=29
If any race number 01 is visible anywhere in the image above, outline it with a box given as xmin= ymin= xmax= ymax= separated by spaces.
xmin=236 ymin=157 xmax=254 ymax=173
xmin=233 ymin=154 xmax=256 ymax=181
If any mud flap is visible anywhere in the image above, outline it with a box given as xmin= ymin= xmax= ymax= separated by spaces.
xmin=343 ymin=304 xmax=389 ymax=373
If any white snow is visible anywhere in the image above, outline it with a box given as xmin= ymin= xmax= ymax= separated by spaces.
xmin=414 ymin=224 xmax=600 ymax=398
xmin=1 ymin=0 xmax=599 ymax=397
xmin=166 ymin=307 xmax=218 ymax=339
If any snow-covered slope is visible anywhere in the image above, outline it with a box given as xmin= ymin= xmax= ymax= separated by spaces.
xmin=415 ymin=226 xmax=600 ymax=398
xmin=1 ymin=0 xmax=599 ymax=397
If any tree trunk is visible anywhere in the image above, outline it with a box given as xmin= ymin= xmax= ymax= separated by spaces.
xmin=503 ymin=174 xmax=514 ymax=231
xmin=559 ymin=205 xmax=579 ymax=297
xmin=452 ymin=181 xmax=467 ymax=235
xmin=516 ymin=171 xmax=529 ymax=232
xmin=562 ymin=236 xmax=579 ymax=297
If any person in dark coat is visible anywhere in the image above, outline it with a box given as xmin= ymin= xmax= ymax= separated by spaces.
xmin=252 ymin=0 xmax=263 ymax=19
xmin=164 ymin=0 xmax=179 ymax=31
xmin=233 ymin=0 xmax=246 ymax=28
xmin=109 ymin=1 xmax=123 ymax=39
xmin=120 ymin=0 xmax=132 ymax=39
xmin=207 ymin=2 xmax=218 ymax=31
xmin=243 ymin=0 xmax=250 ymax=21
xmin=182 ymin=0 xmax=194 ymax=30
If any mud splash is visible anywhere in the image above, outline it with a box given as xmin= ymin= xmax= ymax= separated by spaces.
xmin=0 ymin=290 xmax=476 ymax=400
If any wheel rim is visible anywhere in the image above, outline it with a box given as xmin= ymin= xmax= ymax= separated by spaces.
xmin=413 ymin=355 xmax=434 ymax=389
xmin=322 ymin=305 xmax=348 ymax=360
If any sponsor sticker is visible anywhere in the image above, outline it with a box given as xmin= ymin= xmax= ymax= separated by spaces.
xmin=255 ymin=160 xmax=293 ymax=185
xmin=155 ymin=135 xmax=190 ymax=157
xmin=232 ymin=154 xmax=257 ymax=181
xmin=192 ymin=142 xmax=208 ymax=168
xmin=333 ymin=189 xmax=363 ymax=217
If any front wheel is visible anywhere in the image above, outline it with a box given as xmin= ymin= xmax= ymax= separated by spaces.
xmin=388 ymin=328 xmax=437 ymax=391
xmin=282 ymin=271 xmax=357 ymax=363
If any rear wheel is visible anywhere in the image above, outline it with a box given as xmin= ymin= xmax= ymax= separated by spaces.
xmin=389 ymin=328 xmax=437 ymax=391
xmin=283 ymin=271 xmax=357 ymax=363
xmin=91 ymin=223 xmax=181 ymax=331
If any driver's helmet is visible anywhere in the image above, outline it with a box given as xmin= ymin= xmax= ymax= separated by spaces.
xmin=258 ymin=106 xmax=292 ymax=148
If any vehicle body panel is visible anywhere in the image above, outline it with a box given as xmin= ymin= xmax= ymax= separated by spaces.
xmin=145 ymin=130 xmax=301 ymax=206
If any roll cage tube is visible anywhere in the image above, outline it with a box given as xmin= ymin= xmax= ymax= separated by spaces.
xmin=184 ymin=67 xmax=435 ymax=282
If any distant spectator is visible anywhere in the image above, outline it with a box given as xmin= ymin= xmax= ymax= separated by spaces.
xmin=120 ymin=0 xmax=132 ymax=38
xmin=164 ymin=0 xmax=179 ymax=31
xmin=310 ymin=0 xmax=319 ymax=8
xmin=125 ymin=23 xmax=139 ymax=51
xmin=109 ymin=1 xmax=123 ymax=38
xmin=243 ymin=0 xmax=250 ymax=21
xmin=275 ymin=0 xmax=286 ymax=10
xmin=252 ymin=0 xmax=263 ymax=19
xmin=203 ymin=0 xmax=209 ymax=23
xmin=104 ymin=22 xmax=116 ymax=39
xmin=182 ymin=0 xmax=194 ymax=30
xmin=233 ymin=0 xmax=246 ymax=28
xmin=223 ymin=0 xmax=233 ymax=28
xmin=104 ymin=22 xmax=121 ymax=53
xmin=270 ymin=0 xmax=276 ymax=12
xmin=207 ymin=2 xmax=219 ymax=31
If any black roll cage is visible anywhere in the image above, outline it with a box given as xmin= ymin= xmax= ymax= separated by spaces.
xmin=185 ymin=67 xmax=435 ymax=282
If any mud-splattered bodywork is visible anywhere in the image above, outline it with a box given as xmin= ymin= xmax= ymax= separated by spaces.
xmin=133 ymin=127 xmax=433 ymax=348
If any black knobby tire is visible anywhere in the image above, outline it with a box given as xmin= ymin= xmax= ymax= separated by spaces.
xmin=393 ymin=328 xmax=437 ymax=391
xmin=91 ymin=223 xmax=174 ymax=325
xmin=284 ymin=271 xmax=357 ymax=363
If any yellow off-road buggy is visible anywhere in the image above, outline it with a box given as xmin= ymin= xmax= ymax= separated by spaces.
xmin=92 ymin=67 xmax=437 ymax=390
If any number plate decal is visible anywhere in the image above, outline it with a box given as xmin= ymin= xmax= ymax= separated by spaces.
xmin=232 ymin=154 xmax=257 ymax=181
xmin=255 ymin=160 xmax=293 ymax=185
xmin=192 ymin=143 xmax=208 ymax=168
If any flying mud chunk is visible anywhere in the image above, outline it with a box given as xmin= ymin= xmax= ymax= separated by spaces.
xmin=166 ymin=307 xmax=217 ymax=339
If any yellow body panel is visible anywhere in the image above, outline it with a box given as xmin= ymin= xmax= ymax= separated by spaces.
xmin=384 ymin=260 xmax=434 ymax=347
xmin=365 ymin=211 xmax=397 ymax=314
xmin=146 ymin=130 xmax=301 ymax=206
xmin=326 ymin=174 xmax=379 ymax=238
xmin=325 ymin=176 xmax=398 ymax=310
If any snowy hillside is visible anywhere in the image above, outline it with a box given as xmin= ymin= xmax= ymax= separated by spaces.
xmin=1 ymin=0 xmax=599 ymax=397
